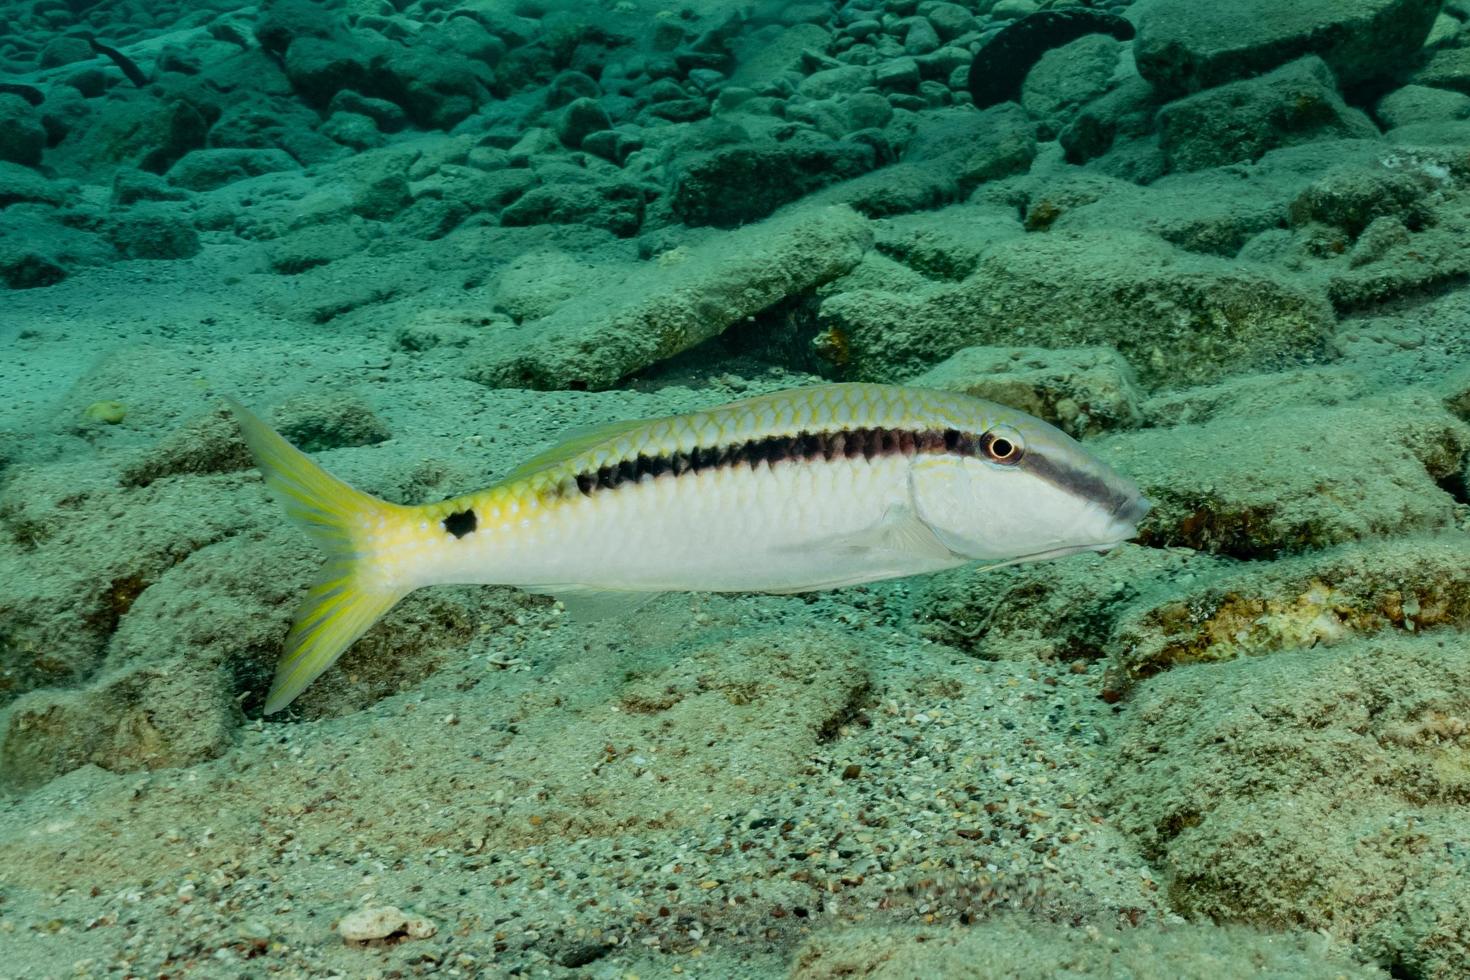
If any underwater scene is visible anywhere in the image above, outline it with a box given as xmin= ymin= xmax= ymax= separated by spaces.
xmin=2 ymin=0 xmax=1470 ymax=976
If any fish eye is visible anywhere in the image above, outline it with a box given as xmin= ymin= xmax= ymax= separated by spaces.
xmin=981 ymin=427 xmax=1024 ymax=465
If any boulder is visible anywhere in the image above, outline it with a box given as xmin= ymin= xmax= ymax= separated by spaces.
xmin=1113 ymin=391 xmax=1468 ymax=559
xmin=1158 ymin=57 xmax=1378 ymax=173
xmin=1134 ymin=0 xmax=1442 ymax=97
xmin=499 ymin=178 xmax=646 ymax=238
xmin=909 ymin=345 xmax=1143 ymax=438
xmin=0 ymin=94 xmax=45 ymax=167
xmin=815 ymin=230 xmax=1334 ymax=388
xmin=167 ymin=148 xmax=299 ymax=190
xmin=463 ymin=205 xmax=871 ymax=390
xmin=671 ymin=137 xmax=876 ymax=227
xmin=1106 ymin=629 xmax=1470 ymax=976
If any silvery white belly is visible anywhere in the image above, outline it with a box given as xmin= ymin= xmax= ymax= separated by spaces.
xmin=429 ymin=455 xmax=963 ymax=593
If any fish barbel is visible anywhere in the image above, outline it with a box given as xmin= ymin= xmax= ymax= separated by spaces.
xmin=228 ymin=383 xmax=1150 ymax=713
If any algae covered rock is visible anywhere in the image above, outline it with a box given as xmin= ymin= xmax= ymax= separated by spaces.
xmin=167 ymin=148 xmax=299 ymax=191
xmin=671 ymin=137 xmax=876 ymax=227
xmin=1157 ymin=57 xmax=1378 ymax=174
xmin=815 ymin=230 xmax=1333 ymax=389
xmin=0 ymin=662 xmax=238 ymax=793
xmin=1107 ymin=631 xmax=1470 ymax=975
xmin=0 ymin=93 xmax=45 ymax=167
xmin=1108 ymin=533 xmax=1470 ymax=685
xmin=464 ymin=204 xmax=872 ymax=391
xmin=908 ymin=345 xmax=1143 ymax=438
xmin=1110 ymin=393 xmax=1468 ymax=559
xmin=1134 ymin=0 xmax=1442 ymax=97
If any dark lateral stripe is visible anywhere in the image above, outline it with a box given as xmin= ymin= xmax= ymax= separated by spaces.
xmin=569 ymin=426 xmax=981 ymax=496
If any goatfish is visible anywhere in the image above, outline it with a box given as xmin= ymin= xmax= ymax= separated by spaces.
xmin=228 ymin=383 xmax=1150 ymax=713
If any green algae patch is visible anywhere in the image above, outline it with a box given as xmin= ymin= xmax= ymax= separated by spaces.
xmin=82 ymin=400 xmax=127 ymax=424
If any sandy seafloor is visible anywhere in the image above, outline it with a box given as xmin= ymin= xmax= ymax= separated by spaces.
xmin=2 ymin=0 xmax=1470 ymax=976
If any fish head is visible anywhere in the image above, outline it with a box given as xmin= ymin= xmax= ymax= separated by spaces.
xmin=912 ymin=404 xmax=1150 ymax=564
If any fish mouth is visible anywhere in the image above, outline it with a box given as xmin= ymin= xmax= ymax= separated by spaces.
xmin=1114 ymin=494 xmax=1152 ymax=528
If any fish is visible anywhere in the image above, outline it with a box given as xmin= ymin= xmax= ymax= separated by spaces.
xmin=227 ymin=383 xmax=1150 ymax=713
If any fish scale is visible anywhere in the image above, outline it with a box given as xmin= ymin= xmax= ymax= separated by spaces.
xmin=228 ymin=383 xmax=1150 ymax=713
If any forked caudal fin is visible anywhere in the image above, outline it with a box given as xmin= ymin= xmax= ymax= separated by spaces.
xmin=225 ymin=397 xmax=411 ymax=714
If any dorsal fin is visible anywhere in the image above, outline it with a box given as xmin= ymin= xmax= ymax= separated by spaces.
xmin=502 ymin=416 xmax=656 ymax=482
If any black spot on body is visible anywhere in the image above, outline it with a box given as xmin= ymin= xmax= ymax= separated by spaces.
xmin=443 ymin=508 xmax=477 ymax=538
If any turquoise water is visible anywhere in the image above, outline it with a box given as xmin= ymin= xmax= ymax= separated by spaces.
xmin=1 ymin=0 xmax=1468 ymax=976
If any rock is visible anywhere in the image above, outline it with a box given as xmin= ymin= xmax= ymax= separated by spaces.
xmin=671 ymin=137 xmax=876 ymax=227
xmin=1141 ymin=367 xmax=1378 ymax=428
xmin=875 ymin=56 xmax=920 ymax=91
xmin=334 ymin=153 xmax=412 ymax=220
xmin=798 ymin=65 xmax=874 ymax=99
xmin=0 ymin=207 xmax=114 ymax=289
xmin=265 ymin=221 xmax=373 ymax=275
xmin=0 ymin=94 xmax=46 ymax=167
xmin=580 ymin=129 xmax=642 ymax=165
xmin=414 ymin=164 xmax=536 ymax=216
xmin=0 ymin=162 xmax=66 ymax=207
xmin=1288 ymin=159 xmax=1440 ymax=237
xmin=1020 ymin=34 xmax=1124 ymax=133
xmin=925 ymin=3 xmax=977 ymax=41
xmin=272 ymin=392 xmax=391 ymax=453
xmin=255 ymin=0 xmax=339 ymax=57
xmin=1041 ymin=170 xmax=1284 ymax=257
xmin=110 ymin=167 xmax=188 ymax=206
xmin=0 ymin=452 xmax=259 ymax=709
xmin=328 ymin=90 xmax=406 ymax=133
xmin=1324 ymin=206 xmax=1470 ymax=312
xmin=58 ymin=96 xmax=210 ymax=176
xmin=283 ymin=35 xmax=375 ymax=107
xmin=909 ymin=345 xmax=1143 ymax=438
xmin=1108 ymin=392 xmax=1468 ymax=559
xmin=337 ymin=906 xmax=437 ymax=944
xmin=547 ymin=69 xmax=599 ymax=108
xmin=499 ymin=178 xmax=645 ymax=238
xmin=321 ymin=110 xmax=384 ymax=150
xmin=1134 ymin=0 xmax=1443 ymax=97
xmin=378 ymin=46 xmax=486 ymax=129
xmin=119 ymin=406 xmax=255 ymax=488
xmin=555 ymin=96 xmax=610 ymax=149
xmin=1106 ymin=629 xmax=1470 ymax=976
xmin=816 ymin=230 xmax=1333 ymax=388
xmin=0 ymin=663 xmax=237 ymax=792
xmin=952 ymin=104 xmax=1038 ymax=184
xmin=1059 ymin=76 xmax=1162 ymax=166
xmin=463 ymin=204 xmax=871 ymax=390
xmin=869 ymin=204 xmax=1022 ymax=280
xmin=1158 ymin=57 xmax=1379 ymax=174
xmin=38 ymin=35 xmax=92 ymax=69
xmin=903 ymin=18 xmax=940 ymax=56
xmin=1412 ymin=44 xmax=1470 ymax=96
xmin=728 ymin=23 xmax=832 ymax=89
xmin=792 ymin=919 xmax=1379 ymax=979
xmin=1111 ymin=533 xmax=1470 ymax=684
xmin=102 ymin=206 xmax=201 ymax=260
xmin=1376 ymin=84 xmax=1470 ymax=128
xmin=167 ymin=148 xmax=299 ymax=191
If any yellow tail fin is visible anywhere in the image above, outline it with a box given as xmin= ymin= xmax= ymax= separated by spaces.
xmin=226 ymin=397 xmax=410 ymax=714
